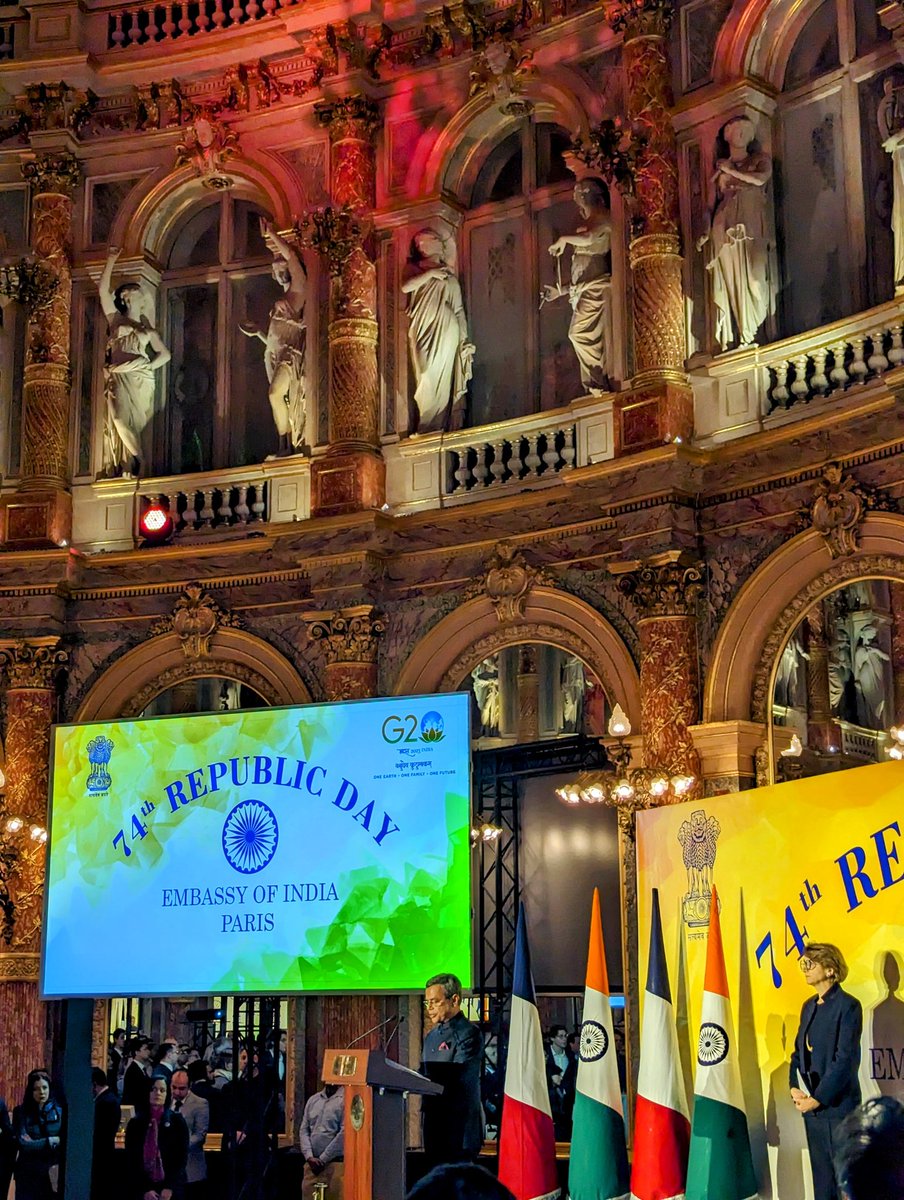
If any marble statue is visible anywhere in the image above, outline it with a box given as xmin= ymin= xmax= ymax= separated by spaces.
xmin=828 ymin=624 xmax=853 ymax=716
xmin=97 ymin=247 xmax=171 ymax=478
xmin=774 ymin=627 xmax=808 ymax=711
xmin=471 ymin=657 xmax=501 ymax=736
xmin=560 ymin=654 xmax=585 ymax=733
xmin=240 ymin=219 xmax=307 ymax=457
xmin=697 ymin=116 xmax=772 ymax=350
xmin=878 ymin=76 xmax=904 ymax=290
xmin=542 ymin=178 xmax=612 ymax=395
xmin=402 ymin=228 xmax=475 ymax=434
xmin=853 ymin=623 xmax=891 ymax=728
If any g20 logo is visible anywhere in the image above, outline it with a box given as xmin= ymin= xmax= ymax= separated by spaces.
xmin=381 ymin=710 xmax=446 ymax=744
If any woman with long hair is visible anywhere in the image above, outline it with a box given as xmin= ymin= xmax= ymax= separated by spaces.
xmin=124 ymin=1075 xmax=188 ymax=1200
xmin=12 ymin=1069 xmax=62 ymax=1200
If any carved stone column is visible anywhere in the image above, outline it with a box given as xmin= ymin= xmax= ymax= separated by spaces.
xmin=0 ymin=639 xmax=67 ymax=1102
xmin=311 ymin=97 xmax=384 ymax=517
xmin=303 ymin=606 xmax=385 ymax=700
xmin=0 ymin=151 xmax=79 ymax=548
xmin=516 ymin=646 xmax=540 ymax=743
xmin=611 ymin=552 xmax=703 ymax=789
xmin=805 ymin=603 xmax=834 ymax=751
xmin=608 ymin=1 xmax=692 ymax=452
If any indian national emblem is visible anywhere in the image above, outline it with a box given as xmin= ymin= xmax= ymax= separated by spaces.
xmin=678 ymin=808 xmax=720 ymax=928
xmin=86 ymin=736 xmax=114 ymax=793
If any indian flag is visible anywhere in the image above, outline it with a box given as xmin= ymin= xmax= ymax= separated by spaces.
xmin=685 ymin=888 xmax=758 ymax=1200
xmin=568 ymin=888 xmax=629 ymax=1200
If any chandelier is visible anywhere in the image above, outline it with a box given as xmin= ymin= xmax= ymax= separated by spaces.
xmin=555 ymin=704 xmax=695 ymax=816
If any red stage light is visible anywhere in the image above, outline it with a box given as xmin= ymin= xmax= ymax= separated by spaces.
xmin=139 ymin=503 xmax=173 ymax=543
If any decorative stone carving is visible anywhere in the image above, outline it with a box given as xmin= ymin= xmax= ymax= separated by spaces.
xmin=174 ymin=117 xmax=239 ymax=190
xmin=0 ymin=640 xmax=68 ymax=690
xmin=614 ymin=555 xmax=705 ymax=619
xmin=314 ymin=96 xmax=380 ymax=211
xmin=608 ymin=0 xmax=674 ymax=38
xmin=481 ymin=543 xmax=541 ymax=624
xmin=150 ymin=584 xmax=242 ymax=659
xmin=121 ymin=658 xmax=279 ymax=719
xmin=571 ymin=119 xmax=642 ymax=204
xmin=468 ymin=31 xmax=535 ymax=115
xmin=402 ymin=228 xmax=474 ymax=433
xmin=20 ymin=152 xmax=80 ymax=198
xmin=808 ymin=464 xmax=880 ymax=559
xmin=303 ymin=607 xmax=386 ymax=665
xmin=240 ymin=221 xmax=307 ymax=457
xmin=0 ymin=953 xmax=40 ymax=981
xmin=696 ymin=116 xmax=772 ymax=350
xmin=541 ymin=179 xmax=612 ymax=395
xmin=16 ymin=83 xmax=95 ymax=137
xmin=97 ymin=247 xmax=171 ymax=478
xmin=878 ymin=75 xmax=904 ymax=290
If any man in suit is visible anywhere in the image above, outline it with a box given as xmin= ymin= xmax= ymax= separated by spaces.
xmin=421 ymin=972 xmax=483 ymax=1168
xmin=107 ymin=1028 xmax=126 ymax=1093
xmin=0 ymin=1095 xmax=15 ymax=1200
xmin=91 ymin=1066 xmax=121 ymax=1200
xmin=122 ymin=1037 xmax=154 ymax=1107
xmin=152 ymin=1040 xmax=181 ymax=1089
xmin=171 ymin=1068 xmax=209 ymax=1198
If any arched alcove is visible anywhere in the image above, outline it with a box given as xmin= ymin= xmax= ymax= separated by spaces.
xmin=394 ymin=587 xmax=641 ymax=727
xmin=705 ymin=513 xmax=904 ymax=724
xmin=74 ymin=628 xmax=311 ymax=722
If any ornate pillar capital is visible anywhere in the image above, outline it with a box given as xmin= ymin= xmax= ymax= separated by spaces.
xmin=314 ymin=95 xmax=381 ymax=144
xmin=611 ymin=553 xmax=704 ymax=619
xmin=0 ymin=638 xmax=68 ymax=689
xmin=20 ymin=150 xmax=81 ymax=198
xmin=304 ymin=607 xmax=385 ymax=701
xmin=606 ymin=0 xmax=675 ymax=41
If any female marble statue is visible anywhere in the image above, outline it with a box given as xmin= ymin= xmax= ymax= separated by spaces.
xmin=878 ymin=76 xmax=904 ymax=290
xmin=97 ymin=247 xmax=171 ymax=478
xmin=402 ymin=228 xmax=475 ymax=434
xmin=542 ymin=178 xmax=612 ymax=395
xmin=471 ymin=657 xmax=501 ymax=736
xmin=240 ymin=219 xmax=307 ymax=457
xmin=697 ymin=116 xmax=772 ymax=351
xmin=853 ymin=623 xmax=891 ymax=728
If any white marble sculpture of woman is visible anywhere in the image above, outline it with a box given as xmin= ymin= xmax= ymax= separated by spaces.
xmin=472 ymin=657 xmax=501 ymax=736
xmin=97 ymin=247 xmax=171 ymax=478
xmin=696 ymin=116 xmax=772 ymax=350
xmin=542 ymin=178 xmax=612 ymax=395
xmin=402 ymin=228 xmax=475 ymax=434
xmin=853 ymin=623 xmax=891 ymax=728
xmin=240 ymin=219 xmax=306 ymax=457
xmin=878 ymin=76 xmax=904 ymax=290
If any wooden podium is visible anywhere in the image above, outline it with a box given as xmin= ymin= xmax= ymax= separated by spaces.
xmin=322 ymin=1047 xmax=442 ymax=1200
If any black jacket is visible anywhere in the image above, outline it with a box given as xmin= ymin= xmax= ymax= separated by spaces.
xmin=790 ymin=983 xmax=862 ymax=1118
xmin=422 ymin=1011 xmax=484 ymax=1161
xmin=124 ymin=1108 xmax=189 ymax=1199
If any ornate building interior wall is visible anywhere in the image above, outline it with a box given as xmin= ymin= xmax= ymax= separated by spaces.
xmin=1 ymin=0 xmax=904 ymax=1177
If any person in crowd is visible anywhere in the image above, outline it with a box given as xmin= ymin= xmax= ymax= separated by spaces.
xmin=208 ymin=1040 xmax=233 ymax=1090
xmin=223 ymin=1042 xmax=279 ymax=1199
xmin=152 ymin=1041 xmax=181 ymax=1087
xmin=171 ymin=1069 xmax=209 ymax=1199
xmin=12 ymin=1069 xmax=63 ymax=1200
xmin=187 ymin=1060 xmax=221 ymax=1133
xmin=834 ymin=1096 xmax=904 ymax=1200
xmin=790 ymin=942 xmax=863 ymax=1200
xmin=124 ymin=1075 xmax=188 ymax=1200
xmin=545 ymin=1024 xmax=577 ymax=1140
xmin=298 ymin=1082 xmax=344 ymax=1200
xmin=406 ymin=1163 xmax=517 ymax=1200
xmin=421 ymin=973 xmax=483 ymax=1167
xmin=480 ymin=1033 xmax=504 ymax=1138
xmin=123 ymin=1037 xmax=154 ymax=1107
xmin=91 ymin=1066 xmax=121 ymax=1200
xmin=108 ymin=1028 xmax=127 ymax=1093
xmin=0 ymin=1094 xmax=16 ymax=1200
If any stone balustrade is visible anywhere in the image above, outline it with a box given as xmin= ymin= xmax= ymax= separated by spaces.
xmin=446 ymin=424 xmax=577 ymax=494
xmin=105 ymin=0 xmax=294 ymax=47
xmin=0 ymin=19 xmax=15 ymax=59
xmin=140 ymin=478 xmax=267 ymax=534
xmin=764 ymin=321 xmax=903 ymax=411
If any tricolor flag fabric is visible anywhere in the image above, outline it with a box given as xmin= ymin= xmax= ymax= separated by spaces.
xmin=568 ymin=888 xmax=629 ymax=1200
xmin=685 ymin=888 xmax=758 ymax=1200
xmin=498 ymin=905 xmax=561 ymax=1200
xmin=630 ymin=887 xmax=690 ymax=1200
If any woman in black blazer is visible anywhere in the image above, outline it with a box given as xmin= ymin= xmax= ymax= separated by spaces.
xmin=790 ymin=942 xmax=862 ymax=1200
xmin=124 ymin=1076 xmax=189 ymax=1200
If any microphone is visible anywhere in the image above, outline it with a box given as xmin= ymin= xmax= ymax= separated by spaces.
xmin=346 ymin=1015 xmax=399 ymax=1049
xmin=383 ymin=1014 xmax=406 ymax=1055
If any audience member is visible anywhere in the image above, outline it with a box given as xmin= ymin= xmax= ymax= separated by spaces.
xmin=122 ymin=1038 xmax=154 ymax=1107
xmin=298 ymin=1082 xmax=344 ymax=1200
xmin=545 ymin=1025 xmax=576 ymax=1140
xmin=108 ymin=1028 xmax=126 ymax=1093
xmin=91 ymin=1066 xmax=121 ymax=1200
xmin=12 ymin=1070 xmax=62 ymax=1200
xmin=834 ymin=1096 xmax=904 ymax=1200
xmin=124 ymin=1075 xmax=188 ymax=1200
xmin=171 ymin=1069 xmax=209 ymax=1199
xmin=153 ymin=1041 xmax=181 ymax=1087
xmin=407 ymin=1163 xmax=517 ymax=1200
xmin=0 ymin=1094 xmax=15 ymax=1200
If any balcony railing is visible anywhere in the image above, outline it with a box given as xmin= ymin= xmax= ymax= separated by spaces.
xmin=105 ymin=0 xmax=296 ymax=47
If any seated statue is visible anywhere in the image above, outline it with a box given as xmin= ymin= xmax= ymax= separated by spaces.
xmin=402 ymin=228 xmax=475 ymax=435
xmin=240 ymin=219 xmax=307 ymax=458
xmin=97 ymin=248 xmax=171 ymax=478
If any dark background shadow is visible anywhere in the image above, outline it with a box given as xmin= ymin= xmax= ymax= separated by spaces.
xmin=868 ymin=949 xmax=904 ymax=1103
xmin=765 ymin=1014 xmax=807 ymax=1200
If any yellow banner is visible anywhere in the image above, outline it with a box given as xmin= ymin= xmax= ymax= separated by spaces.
xmin=637 ymin=760 xmax=904 ymax=1195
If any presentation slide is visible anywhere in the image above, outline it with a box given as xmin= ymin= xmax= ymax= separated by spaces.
xmin=42 ymin=692 xmax=472 ymax=998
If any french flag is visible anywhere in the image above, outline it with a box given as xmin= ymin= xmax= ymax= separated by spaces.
xmin=630 ymin=888 xmax=691 ymax=1200
xmin=498 ymin=905 xmax=561 ymax=1200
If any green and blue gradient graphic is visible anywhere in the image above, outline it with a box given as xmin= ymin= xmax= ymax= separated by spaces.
xmin=42 ymin=693 xmax=472 ymax=998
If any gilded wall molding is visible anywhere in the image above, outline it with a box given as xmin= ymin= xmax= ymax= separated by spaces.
xmin=121 ymin=655 xmax=286 ymax=717
xmin=149 ymin=583 xmax=243 ymax=659
xmin=613 ymin=554 xmax=704 ymax=619
xmin=0 ymin=639 xmax=68 ymax=689
xmin=0 ymin=952 xmax=39 ymax=982
xmin=303 ymin=607 xmax=386 ymax=665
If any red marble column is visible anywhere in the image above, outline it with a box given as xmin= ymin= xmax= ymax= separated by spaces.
xmin=0 ymin=639 xmax=67 ymax=1101
xmin=607 ymin=1 xmax=692 ymax=452
xmin=310 ymin=96 xmax=385 ymax=517
xmin=0 ymin=152 xmax=79 ymax=548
